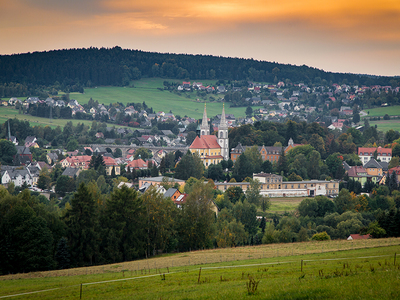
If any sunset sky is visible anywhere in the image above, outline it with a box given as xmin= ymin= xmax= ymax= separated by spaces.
xmin=1 ymin=0 xmax=400 ymax=76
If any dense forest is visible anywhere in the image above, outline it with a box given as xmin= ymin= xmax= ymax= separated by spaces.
xmin=0 ymin=47 xmax=397 ymax=97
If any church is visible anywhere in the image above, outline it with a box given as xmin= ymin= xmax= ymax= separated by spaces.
xmin=189 ymin=104 xmax=229 ymax=168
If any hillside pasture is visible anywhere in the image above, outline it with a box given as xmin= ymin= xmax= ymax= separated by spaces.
xmin=362 ymin=105 xmax=400 ymax=117
xmin=0 ymin=106 xmax=130 ymax=130
xmin=1 ymin=239 xmax=399 ymax=299
xmin=69 ymin=79 xmax=260 ymax=119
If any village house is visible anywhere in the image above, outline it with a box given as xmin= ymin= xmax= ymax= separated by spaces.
xmin=358 ymin=147 xmax=392 ymax=165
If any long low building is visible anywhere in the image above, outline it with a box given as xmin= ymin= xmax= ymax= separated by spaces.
xmin=214 ymin=173 xmax=339 ymax=197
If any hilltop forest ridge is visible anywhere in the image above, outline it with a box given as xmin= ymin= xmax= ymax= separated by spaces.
xmin=0 ymin=47 xmax=398 ymax=96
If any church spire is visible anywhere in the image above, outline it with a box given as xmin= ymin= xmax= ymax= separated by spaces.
xmin=218 ymin=103 xmax=229 ymax=161
xmin=200 ymin=103 xmax=209 ymax=136
xmin=219 ymin=103 xmax=228 ymax=130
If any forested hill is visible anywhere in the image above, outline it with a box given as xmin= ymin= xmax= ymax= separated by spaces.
xmin=0 ymin=46 xmax=395 ymax=88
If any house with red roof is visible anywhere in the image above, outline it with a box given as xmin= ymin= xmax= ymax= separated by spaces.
xmin=358 ymin=146 xmax=392 ymax=165
xmin=60 ymin=155 xmax=92 ymax=170
xmin=388 ymin=166 xmax=400 ymax=182
xmin=347 ymin=234 xmax=370 ymax=240
xmin=346 ymin=165 xmax=372 ymax=186
xmin=126 ymin=158 xmax=148 ymax=172
xmin=103 ymin=156 xmax=120 ymax=176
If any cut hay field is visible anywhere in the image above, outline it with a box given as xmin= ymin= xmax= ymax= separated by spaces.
xmin=1 ymin=238 xmax=399 ymax=299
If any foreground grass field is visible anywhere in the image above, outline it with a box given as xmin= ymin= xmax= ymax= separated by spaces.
xmin=1 ymin=238 xmax=399 ymax=299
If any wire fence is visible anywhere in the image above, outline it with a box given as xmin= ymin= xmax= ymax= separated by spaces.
xmin=1 ymin=237 xmax=399 ymax=281
xmin=1 ymin=251 xmax=398 ymax=299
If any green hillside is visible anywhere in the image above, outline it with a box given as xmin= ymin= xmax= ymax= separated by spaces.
xmin=66 ymin=78 xmax=259 ymax=119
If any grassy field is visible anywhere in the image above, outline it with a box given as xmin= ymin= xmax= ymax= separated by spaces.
xmin=67 ymin=78 xmax=260 ymax=119
xmin=1 ymin=238 xmax=399 ymax=299
xmin=368 ymin=119 xmax=400 ymax=133
xmin=0 ymin=106 xmax=127 ymax=129
xmin=268 ymin=197 xmax=303 ymax=213
xmin=2 ymin=78 xmax=261 ymax=120
xmin=363 ymin=106 xmax=400 ymax=117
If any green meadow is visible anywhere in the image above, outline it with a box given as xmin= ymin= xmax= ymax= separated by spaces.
xmin=1 ymin=239 xmax=399 ymax=299
xmin=368 ymin=120 xmax=400 ymax=133
xmin=268 ymin=197 xmax=303 ymax=213
xmin=68 ymin=78 xmax=259 ymax=119
xmin=363 ymin=106 xmax=400 ymax=117
xmin=2 ymin=78 xmax=261 ymax=120
xmin=0 ymin=106 xmax=95 ymax=129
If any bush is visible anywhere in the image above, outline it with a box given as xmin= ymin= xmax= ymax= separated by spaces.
xmin=311 ymin=231 xmax=331 ymax=241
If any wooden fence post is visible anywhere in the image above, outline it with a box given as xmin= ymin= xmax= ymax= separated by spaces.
xmin=301 ymin=260 xmax=303 ymax=272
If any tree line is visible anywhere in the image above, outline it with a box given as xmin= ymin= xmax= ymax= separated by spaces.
xmin=1 ymin=47 xmax=397 ymax=97
xmin=0 ymin=177 xmax=268 ymax=274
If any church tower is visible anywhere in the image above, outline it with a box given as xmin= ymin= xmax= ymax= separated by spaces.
xmin=218 ymin=104 xmax=229 ymax=160
xmin=200 ymin=103 xmax=210 ymax=136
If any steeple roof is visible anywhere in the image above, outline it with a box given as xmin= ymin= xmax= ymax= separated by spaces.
xmin=200 ymin=103 xmax=209 ymax=135
xmin=219 ymin=103 xmax=228 ymax=130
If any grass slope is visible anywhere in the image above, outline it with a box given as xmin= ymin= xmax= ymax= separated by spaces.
xmin=0 ymin=107 xmax=129 ymax=129
xmin=69 ymin=78 xmax=259 ymax=119
xmin=1 ymin=238 xmax=399 ymax=299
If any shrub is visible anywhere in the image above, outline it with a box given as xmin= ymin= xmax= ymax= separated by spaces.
xmin=311 ymin=231 xmax=331 ymax=241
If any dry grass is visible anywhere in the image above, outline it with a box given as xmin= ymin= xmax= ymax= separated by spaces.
xmin=2 ymin=237 xmax=399 ymax=281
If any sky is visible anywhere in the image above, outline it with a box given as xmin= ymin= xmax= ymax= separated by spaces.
xmin=1 ymin=0 xmax=400 ymax=77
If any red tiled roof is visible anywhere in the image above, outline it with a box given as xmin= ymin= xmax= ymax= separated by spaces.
xmin=358 ymin=147 xmax=392 ymax=155
xmin=189 ymin=135 xmax=220 ymax=149
xmin=103 ymin=156 xmax=117 ymax=166
xmin=347 ymin=166 xmax=367 ymax=177
xmin=389 ymin=166 xmax=400 ymax=175
xmin=173 ymin=193 xmax=187 ymax=205
xmin=348 ymin=234 xmax=370 ymax=240
xmin=127 ymin=159 xmax=148 ymax=169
